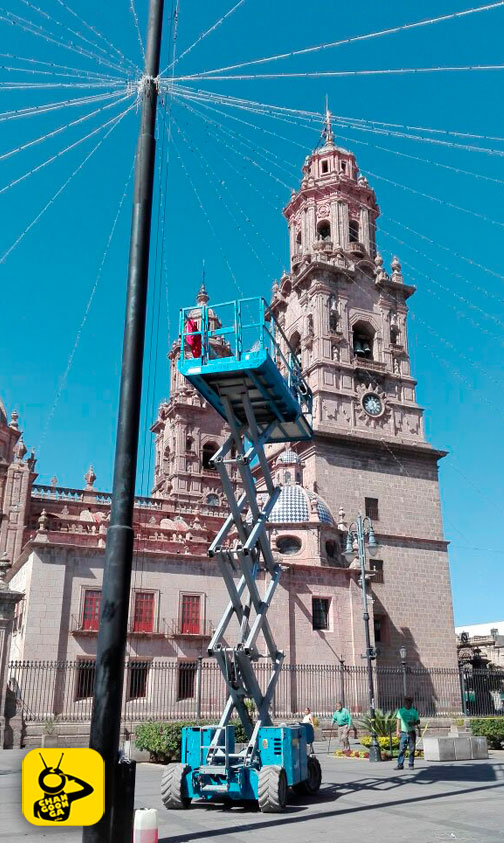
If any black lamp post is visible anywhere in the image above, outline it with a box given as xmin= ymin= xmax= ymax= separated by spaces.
xmin=399 ymin=646 xmax=408 ymax=698
xmin=344 ymin=513 xmax=382 ymax=763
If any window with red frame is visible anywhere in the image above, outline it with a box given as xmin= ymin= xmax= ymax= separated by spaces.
xmin=82 ymin=590 xmax=101 ymax=631
xmin=133 ymin=592 xmax=155 ymax=633
xmin=180 ymin=594 xmax=201 ymax=635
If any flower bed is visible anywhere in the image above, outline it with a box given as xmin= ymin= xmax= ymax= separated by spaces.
xmin=333 ymin=749 xmax=392 ymax=760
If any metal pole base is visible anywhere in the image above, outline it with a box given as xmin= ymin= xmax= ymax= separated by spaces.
xmin=368 ymin=744 xmax=382 ymax=763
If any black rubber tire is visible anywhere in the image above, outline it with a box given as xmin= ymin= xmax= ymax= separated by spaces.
xmin=293 ymin=756 xmax=322 ymax=795
xmin=258 ymin=765 xmax=288 ymax=813
xmin=160 ymin=763 xmax=191 ymax=810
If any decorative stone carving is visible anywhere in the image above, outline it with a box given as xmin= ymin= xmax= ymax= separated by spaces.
xmin=38 ymin=510 xmax=48 ymax=532
xmin=84 ymin=465 xmax=96 ymax=489
xmin=14 ymin=438 xmax=27 ymax=463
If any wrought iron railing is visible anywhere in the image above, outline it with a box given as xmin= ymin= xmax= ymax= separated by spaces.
xmin=6 ymin=661 xmax=504 ymax=724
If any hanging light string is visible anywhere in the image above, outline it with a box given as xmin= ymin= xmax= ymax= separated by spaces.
xmin=172 ymin=133 xmax=246 ymax=298
xmin=174 ymin=96 xmax=295 ymax=187
xmin=171 ymin=84 xmax=504 ymax=158
xmin=329 ymin=112 xmax=504 ymax=145
xmin=17 ymin=0 xmax=136 ymax=77
xmin=0 ymin=8 xmax=130 ymax=77
xmin=364 ymin=166 xmax=504 ymax=229
xmin=38 ymin=155 xmax=135 ymax=455
xmin=384 ymin=214 xmax=504 ymax=284
xmin=0 ymin=66 xmax=125 ymax=85
xmin=0 ymin=80 xmax=128 ymax=91
xmin=177 ymin=96 xmax=297 ymax=180
xmin=0 ymin=101 xmax=134 ymax=265
xmin=380 ymin=242 xmax=504 ymax=340
xmin=53 ymin=0 xmax=139 ymax=75
xmin=330 ymin=116 xmax=504 ymax=158
xmin=176 ymin=1 xmax=504 ymax=78
xmin=178 ymin=95 xmax=284 ymax=208
xmin=174 ymin=85 xmax=310 ymax=152
xmin=0 ymin=90 xmax=127 ymax=124
xmin=175 ymin=63 xmax=504 ymax=83
xmin=379 ymin=221 xmax=504 ymax=310
xmin=129 ymin=0 xmax=145 ymax=61
xmin=0 ymin=90 xmax=131 ymax=164
xmin=175 ymin=98 xmax=297 ymax=207
xmin=0 ymin=53 xmax=126 ymax=82
xmin=173 ymin=115 xmax=281 ymax=271
xmin=0 ymin=92 xmax=134 ymax=196
xmin=161 ymin=0 xmax=246 ymax=76
xmin=178 ymin=95 xmax=504 ymax=362
xmin=176 ymin=86 xmax=504 ymax=303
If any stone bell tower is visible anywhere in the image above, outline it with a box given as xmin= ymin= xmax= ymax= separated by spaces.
xmin=269 ymin=109 xmax=457 ymax=668
xmin=275 ymin=107 xmax=423 ymax=446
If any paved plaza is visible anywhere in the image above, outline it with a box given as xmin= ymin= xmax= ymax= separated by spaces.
xmin=1 ymin=746 xmax=503 ymax=842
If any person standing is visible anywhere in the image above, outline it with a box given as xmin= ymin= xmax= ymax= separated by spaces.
xmin=302 ymin=707 xmax=315 ymax=726
xmin=394 ymin=696 xmax=420 ymax=770
xmin=332 ymin=701 xmax=352 ymax=753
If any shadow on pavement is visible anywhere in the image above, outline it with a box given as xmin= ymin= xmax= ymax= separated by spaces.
xmin=158 ymin=776 xmax=504 ymax=843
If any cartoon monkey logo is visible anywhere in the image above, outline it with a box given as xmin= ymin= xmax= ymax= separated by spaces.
xmin=33 ymin=753 xmax=94 ymax=822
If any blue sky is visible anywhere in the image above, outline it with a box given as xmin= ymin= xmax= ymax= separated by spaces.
xmin=1 ymin=1 xmax=504 ymax=626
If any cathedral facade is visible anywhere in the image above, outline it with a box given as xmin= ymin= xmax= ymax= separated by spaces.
xmin=1 ymin=126 xmax=458 ymax=692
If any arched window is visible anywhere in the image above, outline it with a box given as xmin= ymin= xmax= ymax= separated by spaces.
xmin=317 ymin=220 xmax=331 ymax=242
xmin=296 ymin=230 xmax=302 ymax=253
xmin=349 ymin=219 xmax=359 ymax=243
xmin=390 ymin=326 xmax=399 ymax=346
xmin=289 ymin=331 xmax=302 ymax=363
xmin=186 ymin=436 xmax=193 ymax=452
xmin=202 ymin=441 xmax=218 ymax=470
xmin=277 ymin=536 xmax=302 ymax=555
xmin=325 ymin=540 xmax=337 ymax=559
xmin=321 ymin=159 xmax=329 ymax=174
xmin=352 ymin=321 xmax=375 ymax=360
xmin=206 ymin=493 xmax=219 ymax=507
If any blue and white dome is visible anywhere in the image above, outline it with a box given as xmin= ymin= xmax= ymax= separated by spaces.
xmin=276 ymin=449 xmax=301 ymax=465
xmin=266 ymin=484 xmax=334 ymax=525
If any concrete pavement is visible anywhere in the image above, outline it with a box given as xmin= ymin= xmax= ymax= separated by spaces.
xmin=1 ymin=746 xmax=503 ymax=842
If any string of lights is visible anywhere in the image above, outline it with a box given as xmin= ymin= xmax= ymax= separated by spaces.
xmin=0 ymin=102 xmax=134 ymax=265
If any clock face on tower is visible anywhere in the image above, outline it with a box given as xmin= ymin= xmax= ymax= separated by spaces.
xmin=362 ymin=393 xmax=383 ymax=417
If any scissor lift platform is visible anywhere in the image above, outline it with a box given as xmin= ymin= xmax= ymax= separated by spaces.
xmin=178 ymin=297 xmax=312 ymax=443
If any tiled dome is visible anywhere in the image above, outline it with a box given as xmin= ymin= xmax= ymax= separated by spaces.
xmin=276 ymin=449 xmax=300 ymax=465
xmin=265 ymin=484 xmax=334 ymax=525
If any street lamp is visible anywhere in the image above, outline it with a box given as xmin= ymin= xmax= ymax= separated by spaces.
xmin=344 ymin=513 xmax=382 ymax=762
xmin=399 ymin=646 xmax=408 ymax=698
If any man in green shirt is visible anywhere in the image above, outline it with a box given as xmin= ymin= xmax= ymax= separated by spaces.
xmin=394 ymin=696 xmax=420 ymax=770
xmin=332 ymin=701 xmax=353 ymax=753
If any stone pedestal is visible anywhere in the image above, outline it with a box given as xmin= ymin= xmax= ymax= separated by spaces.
xmin=0 ymin=555 xmax=24 ymax=748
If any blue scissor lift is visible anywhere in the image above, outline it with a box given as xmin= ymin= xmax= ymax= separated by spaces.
xmin=161 ymin=297 xmax=321 ymax=812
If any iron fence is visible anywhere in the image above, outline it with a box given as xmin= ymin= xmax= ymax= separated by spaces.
xmin=6 ymin=660 xmax=504 ymax=725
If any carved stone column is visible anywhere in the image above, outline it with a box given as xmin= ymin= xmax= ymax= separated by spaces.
xmin=0 ymin=554 xmax=24 ymax=748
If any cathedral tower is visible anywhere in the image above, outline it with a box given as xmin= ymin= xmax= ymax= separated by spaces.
xmin=265 ymin=111 xmax=455 ymax=666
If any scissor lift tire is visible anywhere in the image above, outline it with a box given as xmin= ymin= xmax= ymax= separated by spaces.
xmin=161 ymin=763 xmax=192 ymax=809
xmin=258 ymin=765 xmax=288 ymax=813
xmin=293 ymin=755 xmax=322 ymax=795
